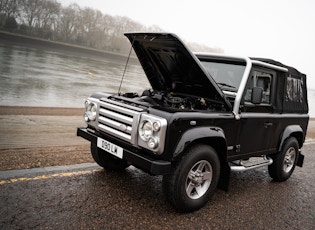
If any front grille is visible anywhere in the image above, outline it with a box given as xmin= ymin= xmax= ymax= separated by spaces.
xmin=96 ymin=98 xmax=144 ymax=144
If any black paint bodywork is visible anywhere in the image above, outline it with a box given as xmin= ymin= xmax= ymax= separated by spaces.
xmin=77 ymin=33 xmax=309 ymax=175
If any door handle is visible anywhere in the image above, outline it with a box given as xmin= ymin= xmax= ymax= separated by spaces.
xmin=264 ymin=122 xmax=273 ymax=128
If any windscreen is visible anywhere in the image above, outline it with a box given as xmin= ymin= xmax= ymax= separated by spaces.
xmin=200 ymin=61 xmax=246 ymax=92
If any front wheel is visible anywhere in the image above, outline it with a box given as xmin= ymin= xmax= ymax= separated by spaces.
xmin=91 ymin=143 xmax=129 ymax=171
xmin=268 ymin=137 xmax=299 ymax=182
xmin=162 ymin=144 xmax=220 ymax=212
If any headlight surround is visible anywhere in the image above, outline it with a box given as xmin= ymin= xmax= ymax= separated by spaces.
xmin=138 ymin=114 xmax=167 ymax=154
xmin=84 ymin=100 xmax=97 ymax=122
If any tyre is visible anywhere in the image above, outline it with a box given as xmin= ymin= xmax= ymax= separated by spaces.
xmin=91 ymin=143 xmax=129 ymax=170
xmin=268 ymin=137 xmax=299 ymax=182
xmin=162 ymin=144 xmax=220 ymax=212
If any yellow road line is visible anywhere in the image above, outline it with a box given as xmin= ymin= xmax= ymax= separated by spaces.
xmin=0 ymin=169 xmax=103 ymax=185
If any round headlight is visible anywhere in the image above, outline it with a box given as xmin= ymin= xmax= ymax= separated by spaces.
xmin=85 ymin=101 xmax=97 ymax=121
xmin=153 ymin=121 xmax=161 ymax=132
xmin=139 ymin=120 xmax=153 ymax=141
xmin=148 ymin=137 xmax=159 ymax=149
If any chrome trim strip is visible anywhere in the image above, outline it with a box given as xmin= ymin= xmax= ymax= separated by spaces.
xmin=131 ymin=113 xmax=141 ymax=144
xmin=98 ymin=117 xmax=132 ymax=134
xmin=99 ymin=108 xmax=133 ymax=125
xmin=227 ymin=146 xmax=234 ymax=151
xmin=251 ymin=60 xmax=288 ymax=72
xmin=233 ymin=57 xmax=252 ymax=119
xmin=100 ymin=97 xmax=144 ymax=112
xmin=230 ymin=157 xmax=273 ymax=172
xmin=101 ymin=101 xmax=138 ymax=117
xmin=98 ymin=124 xmax=131 ymax=141
xmin=223 ymin=91 xmax=237 ymax=97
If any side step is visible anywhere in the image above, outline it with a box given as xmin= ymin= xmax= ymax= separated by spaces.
xmin=230 ymin=156 xmax=273 ymax=172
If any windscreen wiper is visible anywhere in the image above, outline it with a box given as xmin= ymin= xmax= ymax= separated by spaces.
xmin=217 ymin=82 xmax=237 ymax=89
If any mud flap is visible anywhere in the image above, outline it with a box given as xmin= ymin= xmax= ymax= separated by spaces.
xmin=218 ymin=162 xmax=231 ymax=192
xmin=297 ymin=151 xmax=304 ymax=167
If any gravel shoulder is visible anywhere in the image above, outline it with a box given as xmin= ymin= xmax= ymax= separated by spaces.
xmin=0 ymin=106 xmax=314 ymax=171
xmin=0 ymin=106 xmax=93 ymax=171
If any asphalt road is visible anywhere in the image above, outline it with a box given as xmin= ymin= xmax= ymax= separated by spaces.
xmin=0 ymin=142 xmax=314 ymax=229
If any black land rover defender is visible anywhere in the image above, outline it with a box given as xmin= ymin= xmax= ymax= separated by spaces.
xmin=77 ymin=33 xmax=309 ymax=212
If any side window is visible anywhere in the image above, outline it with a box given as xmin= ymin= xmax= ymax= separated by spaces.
xmin=243 ymin=70 xmax=273 ymax=105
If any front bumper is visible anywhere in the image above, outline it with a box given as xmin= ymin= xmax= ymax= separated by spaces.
xmin=77 ymin=127 xmax=171 ymax=175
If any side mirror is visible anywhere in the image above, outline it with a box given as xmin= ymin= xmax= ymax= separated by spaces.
xmin=251 ymin=87 xmax=263 ymax=104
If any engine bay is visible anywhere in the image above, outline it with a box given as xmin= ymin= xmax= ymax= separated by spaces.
xmin=118 ymin=90 xmax=227 ymax=112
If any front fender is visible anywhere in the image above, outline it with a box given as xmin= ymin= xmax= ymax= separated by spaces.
xmin=173 ymin=127 xmax=226 ymax=158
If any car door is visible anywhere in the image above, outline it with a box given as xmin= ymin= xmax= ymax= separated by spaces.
xmin=238 ymin=67 xmax=276 ymax=156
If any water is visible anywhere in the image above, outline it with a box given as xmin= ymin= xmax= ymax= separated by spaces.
xmin=0 ymin=42 xmax=150 ymax=108
xmin=0 ymin=42 xmax=314 ymax=117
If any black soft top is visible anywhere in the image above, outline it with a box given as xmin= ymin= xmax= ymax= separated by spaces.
xmin=250 ymin=57 xmax=305 ymax=77
xmin=251 ymin=58 xmax=308 ymax=114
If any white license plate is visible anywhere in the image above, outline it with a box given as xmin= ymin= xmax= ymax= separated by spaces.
xmin=97 ymin=137 xmax=123 ymax=159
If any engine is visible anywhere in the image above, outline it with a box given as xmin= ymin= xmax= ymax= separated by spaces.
xmin=121 ymin=90 xmax=224 ymax=111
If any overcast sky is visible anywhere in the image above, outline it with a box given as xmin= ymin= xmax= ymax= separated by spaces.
xmin=62 ymin=0 xmax=315 ymax=90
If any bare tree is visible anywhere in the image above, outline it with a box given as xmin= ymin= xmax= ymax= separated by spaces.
xmin=146 ymin=24 xmax=163 ymax=32
xmin=0 ymin=0 xmax=20 ymax=27
xmin=89 ymin=10 xmax=108 ymax=49
xmin=2 ymin=0 xmax=219 ymax=54
xmin=36 ymin=0 xmax=61 ymax=35
xmin=56 ymin=3 xmax=80 ymax=42
xmin=19 ymin=0 xmax=44 ymax=32
xmin=76 ymin=7 xmax=100 ymax=47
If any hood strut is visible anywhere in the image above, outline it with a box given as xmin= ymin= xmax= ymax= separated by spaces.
xmin=118 ymin=36 xmax=135 ymax=95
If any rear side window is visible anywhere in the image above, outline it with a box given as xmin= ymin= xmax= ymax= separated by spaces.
xmin=282 ymin=74 xmax=308 ymax=113
xmin=285 ymin=77 xmax=304 ymax=103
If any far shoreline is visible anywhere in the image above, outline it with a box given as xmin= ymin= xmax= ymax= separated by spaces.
xmin=0 ymin=106 xmax=83 ymax=116
xmin=0 ymin=30 xmax=139 ymax=65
